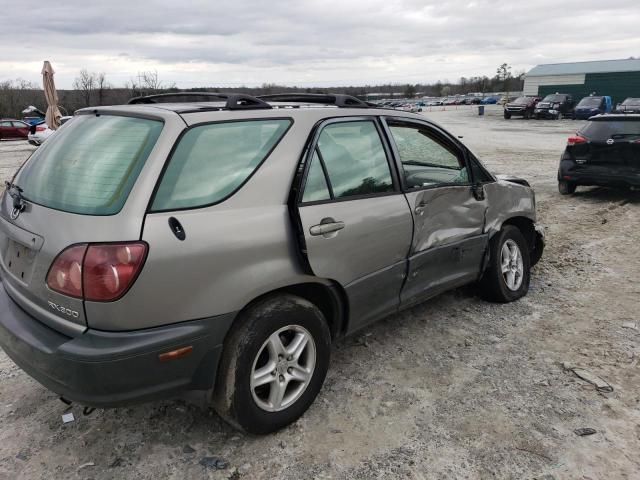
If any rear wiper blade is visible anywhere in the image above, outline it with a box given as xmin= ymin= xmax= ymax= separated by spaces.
xmin=4 ymin=181 xmax=26 ymax=213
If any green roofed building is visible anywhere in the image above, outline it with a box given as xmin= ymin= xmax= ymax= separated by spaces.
xmin=523 ymin=58 xmax=640 ymax=106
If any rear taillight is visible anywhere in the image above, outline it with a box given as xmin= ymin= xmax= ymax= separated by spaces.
xmin=35 ymin=126 xmax=47 ymax=132
xmin=567 ymin=135 xmax=587 ymax=146
xmin=46 ymin=245 xmax=86 ymax=298
xmin=46 ymin=242 xmax=147 ymax=302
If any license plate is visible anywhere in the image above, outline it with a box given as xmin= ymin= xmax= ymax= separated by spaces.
xmin=4 ymin=240 xmax=36 ymax=282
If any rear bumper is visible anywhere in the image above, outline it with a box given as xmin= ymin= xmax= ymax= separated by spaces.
xmin=0 ymin=281 xmax=236 ymax=407
xmin=559 ymin=163 xmax=640 ymax=188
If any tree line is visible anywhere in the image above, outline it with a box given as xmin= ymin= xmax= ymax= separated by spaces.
xmin=0 ymin=64 xmax=524 ymax=119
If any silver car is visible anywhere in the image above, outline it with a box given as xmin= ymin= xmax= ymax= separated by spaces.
xmin=0 ymin=93 xmax=544 ymax=434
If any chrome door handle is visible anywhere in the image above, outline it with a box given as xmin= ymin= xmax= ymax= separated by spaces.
xmin=309 ymin=219 xmax=345 ymax=237
xmin=414 ymin=201 xmax=427 ymax=215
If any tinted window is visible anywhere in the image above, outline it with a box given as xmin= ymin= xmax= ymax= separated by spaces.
xmin=580 ymin=120 xmax=640 ymax=141
xmin=388 ymin=122 xmax=468 ymax=189
xmin=542 ymin=94 xmax=567 ymax=102
xmin=512 ymin=97 xmax=529 ymax=105
xmin=302 ymin=150 xmax=331 ymax=202
xmin=578 ymin=97 xmax=602 ymax=107
xmin=152 ymin=119 xmax=290 ymax=211
xmin=316 ymin=121 xmax=393 ymax=198
xmin=17 ymin=115 xmax=163 ymax=215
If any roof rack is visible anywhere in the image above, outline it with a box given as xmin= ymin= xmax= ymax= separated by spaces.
xmin=258 ymin=93 xmax=373 ymax=108
xmin=127 ymin=92 xmax=272 ymax=110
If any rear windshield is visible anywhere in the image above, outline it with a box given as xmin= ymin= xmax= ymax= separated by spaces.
xmin=578 ymin=97 xmax=602 ymax=107
xmin=622 ymin=98 xmax=640 ymax=106
xmin=16 ymin=115 xmax=163 ymax=215
xmin=542 ymin=94 xmax=566 ymax=102
xmin=580 ymin=119 xmax=640 ymax=141
xmin=151 ymin=119 xmax=291 ymax=211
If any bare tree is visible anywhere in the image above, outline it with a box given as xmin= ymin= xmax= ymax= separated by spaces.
xmin=73 ymin=69 xmax=97 ymax=107
xmin=95 ymin=72 xmax=110 ymax=106
xmin=496 ymin=63 xmax=513 ymax=99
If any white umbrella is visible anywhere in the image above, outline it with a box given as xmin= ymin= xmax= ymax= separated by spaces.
xmin=42 ymin=61 xmax=62 ymax=130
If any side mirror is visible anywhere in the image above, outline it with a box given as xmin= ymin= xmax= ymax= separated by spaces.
xmin=472 ymin=183 xmax=485 ymax=201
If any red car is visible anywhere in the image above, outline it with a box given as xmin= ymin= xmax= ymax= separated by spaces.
xmin=0 ymin=119 xmax=30 ymax=140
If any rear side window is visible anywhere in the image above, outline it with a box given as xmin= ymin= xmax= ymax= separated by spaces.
xmin=17 ymin=115 xmax=163 ymax=215
xmin=315 ymin=121 xmax=393 ymax=199
xmin=152 ymin=119 xmax=291 ymax=211
xmin=580 ymin=120 xmax=640 ymax=141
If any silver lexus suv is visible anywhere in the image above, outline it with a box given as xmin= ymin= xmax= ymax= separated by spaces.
xmin=0 ymin=93 xmax=544 ymax=434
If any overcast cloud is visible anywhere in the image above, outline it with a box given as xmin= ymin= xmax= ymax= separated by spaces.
xmin=2 ymin=0 xmax=639 ymax=88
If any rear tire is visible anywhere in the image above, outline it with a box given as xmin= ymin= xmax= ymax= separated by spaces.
xmin=479 ymin=225 xmax=531 ymax=303
xmin=558 ymin=180 xmax=577 ymax=195
xmin=213 ymin=294 xmax=331 ymax=434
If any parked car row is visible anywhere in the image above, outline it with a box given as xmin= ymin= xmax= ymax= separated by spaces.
xmin=505 ymin=94 xmax=639 ymax=120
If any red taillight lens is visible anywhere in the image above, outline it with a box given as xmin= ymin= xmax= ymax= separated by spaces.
xmin=83 ymin=243 xmax=147 ymax=301
xmin=567 ymin=135 xmax=587 ymax=146
xmin=46 ymin=242 xmax=147 ymax=302
xmin=46 ymin=244 xmax=87 ymax=298
xmin=35 ymin=126 xmax=47 ymax=132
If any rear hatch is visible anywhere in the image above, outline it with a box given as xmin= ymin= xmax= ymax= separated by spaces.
xmin=0 ymin=111 xmax=169 ymax=336
xmin=568 ymin=117 xmax=640 ymax=175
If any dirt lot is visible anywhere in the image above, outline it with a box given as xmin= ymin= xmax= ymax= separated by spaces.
xmin=1 ymin=106 xmax=639 ymax=480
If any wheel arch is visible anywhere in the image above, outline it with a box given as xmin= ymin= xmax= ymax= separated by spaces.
xmin=229 ymin=280 xmax=349 ymax=343
xmin=493 ymin=216 xmax=543 ymax=266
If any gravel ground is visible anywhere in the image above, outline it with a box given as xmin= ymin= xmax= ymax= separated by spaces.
xmin=1 ymin=105 xmax=639 ymax=480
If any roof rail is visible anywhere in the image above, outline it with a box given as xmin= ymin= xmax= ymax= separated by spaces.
xmin=258 ymin=93 xmax=372 ymax=108
xmin=127 ymin=92 xmax=272 ymax=110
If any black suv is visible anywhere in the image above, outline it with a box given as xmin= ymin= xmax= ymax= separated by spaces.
xmin=504 ymin=96 xmax=541 ymax=119
xmin=558 ymin=114 xmax=640 ymax=194
xmin=534 ymin=93 xmax=575 ymax=120
xmin=614 ymin=98 xmax=640 ymax=114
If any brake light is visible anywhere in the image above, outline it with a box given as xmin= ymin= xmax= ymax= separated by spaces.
xmin=46 ymin=245 xmax=86 ymax=298
xmin=35 ymin=126 xmax=47 ymax=132
xmin=46 ymin=242 xmax=147 ymax=302
xmin=567 ymin=135 xmax=587 ymax=146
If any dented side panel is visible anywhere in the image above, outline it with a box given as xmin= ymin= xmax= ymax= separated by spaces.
xmin=483 ymin=181 xmax=536 ymax=237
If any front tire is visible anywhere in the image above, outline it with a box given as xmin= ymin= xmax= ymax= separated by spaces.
xmin=213 ymin=294 xmax=331 ymax=434
xmin=558 ymin=180 xmax=577 ymax=195
xmin=479 ymin=225 xmax=531 ymax=303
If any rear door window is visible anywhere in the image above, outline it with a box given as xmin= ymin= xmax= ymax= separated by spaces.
xmin=311 ymin=120 xmax=394 ymax=199
xmin=16 ymin=115 xmax=163 ymax=215
xmin=151 ymin=119 xmax=291 ymax=211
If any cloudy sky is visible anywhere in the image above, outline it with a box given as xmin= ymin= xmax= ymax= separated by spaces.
xmin=2 ymin=0 xmax=639 ymax=89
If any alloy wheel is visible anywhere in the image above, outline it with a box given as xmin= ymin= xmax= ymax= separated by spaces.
xmin=501 ymin=239 xmax=524 ymax=291
xmin=250 ymin=325 xmax=316 ymax=412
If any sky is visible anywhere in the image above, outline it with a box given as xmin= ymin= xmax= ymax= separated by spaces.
xmin=1 ymin=0 xmax=639 ymax=89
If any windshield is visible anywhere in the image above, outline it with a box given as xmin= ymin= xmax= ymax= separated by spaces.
xmin=579 ymin=119 xmax=640 ymax=141
xmin=16 ymin=114 xmax=163 ymax=215
xmin=578 ymin=97 xmax=602 ymax=107
xmin=542 ymin=94 xmax=566 ymax=102
xmin=622 ymin=98 xmax=640 ymax=106
xmin=511 ymin=97 xmax=530 ymax=105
